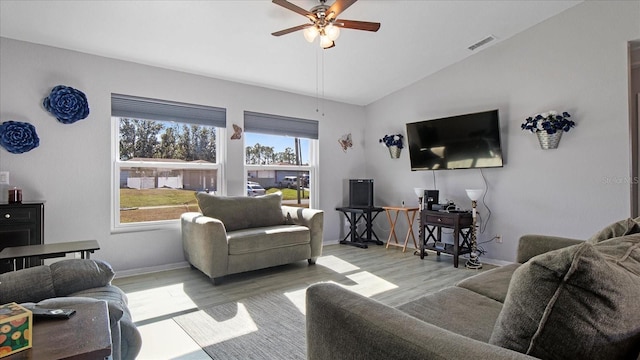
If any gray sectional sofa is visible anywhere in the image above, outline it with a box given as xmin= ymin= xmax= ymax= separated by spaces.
xmin=0 ymin=259 xmax=141 ymax=360
xmin=306 ymin=217 xmax=640 ymax=360
xmin=182 ymin=191 xmax=323 ymax=283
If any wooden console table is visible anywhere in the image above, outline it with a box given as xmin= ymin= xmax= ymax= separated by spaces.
xmin=6 ymin=301 xmax=112 ymax=359
xmin=383 ymin=206 xmax=419 ymax=252
xmin=0 ymin=240 xmax=100 ymax=271
xmin=336 ymin=206 xmax=384 ymax=248
xmin=419 ymin=210 xmax=472 ymax=267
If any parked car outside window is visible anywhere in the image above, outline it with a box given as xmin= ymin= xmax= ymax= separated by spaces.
xmin=280 ymin=176 xmax=300 ymax=189
xmin=247 ymin=183 xmax=266 ymax=197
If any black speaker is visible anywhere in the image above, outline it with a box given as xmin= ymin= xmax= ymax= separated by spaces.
xmin=349 ymin=179 xmax=374 ymax=207
xmin=424 ymin=190 xmax=439 ymax=210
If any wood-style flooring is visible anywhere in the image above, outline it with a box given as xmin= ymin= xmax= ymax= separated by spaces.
xmin=112 ymin=244 xmax=497 ymax=359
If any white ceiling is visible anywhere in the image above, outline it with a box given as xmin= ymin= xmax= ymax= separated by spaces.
xmin=0 ymin=0 xmax=581 ymax=106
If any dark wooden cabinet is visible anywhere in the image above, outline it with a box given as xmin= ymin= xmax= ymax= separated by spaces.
xmin=0 ymin=202 xmax=44 ymax=273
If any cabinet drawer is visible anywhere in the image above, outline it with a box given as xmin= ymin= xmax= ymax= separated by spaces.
xmin=0 ymin=208 xmax=37 ymax=224
xmin=425 ymin=215 xmax=455 ymax=226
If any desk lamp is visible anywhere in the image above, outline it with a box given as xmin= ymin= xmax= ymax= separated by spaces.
xmin=465 ymin=189 xmax=483 ymax=269
xmin=414 ymin=187 xmax=428 ymax=209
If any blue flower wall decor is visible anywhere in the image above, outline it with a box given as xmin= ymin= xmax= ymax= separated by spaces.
xmin=43 ymin=85 xmax=90 ymax=124
xmin=0 ymin=121 xmax=40 ymax=154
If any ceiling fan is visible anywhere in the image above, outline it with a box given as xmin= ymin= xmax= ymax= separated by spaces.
xmin=271 ymin=0 xmax=380 ymax=49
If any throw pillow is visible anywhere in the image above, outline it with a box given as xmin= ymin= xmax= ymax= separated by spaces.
xmin=50 ymin=259 xmax=115 ymax=296
xmin=587 ymin=217 xmax=640 ymax=243
xmin=196 ymin=192 xmax=285 ymax=231
xmin=489 ymin=234 xmax=640 ymax=360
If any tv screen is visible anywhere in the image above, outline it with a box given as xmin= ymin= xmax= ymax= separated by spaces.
xmin=406 ymin=110 xmax=503 ymax=171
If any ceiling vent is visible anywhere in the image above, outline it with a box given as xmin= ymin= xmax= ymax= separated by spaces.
xmin=468 ymin=35 xmax=496 ymax=51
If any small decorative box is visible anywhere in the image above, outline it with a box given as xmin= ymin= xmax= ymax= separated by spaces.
xmin=0 ymin=303 xmax=32 ymax=358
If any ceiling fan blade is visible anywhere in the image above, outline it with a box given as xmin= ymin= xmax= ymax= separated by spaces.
xmin=326 ymin=0 xmax=357 ymax=21
xmin=335 ymin=19 xmax=381 ymax=32
xmin=271 ymin=24 xmax=312 ymax=37
xmin=272 ymin=0 xmax=316 ymax=21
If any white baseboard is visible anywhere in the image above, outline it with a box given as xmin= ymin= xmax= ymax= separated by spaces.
xmin=115 ymin=261 xmax=190 ymax=279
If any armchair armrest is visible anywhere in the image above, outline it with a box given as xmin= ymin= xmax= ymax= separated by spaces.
xmin=306 ymin=283 xmax=536 ymax=360
xmin=282 ymin=206 xmax=324 ymax=258
xmin=516 ymin=234 xmax=584 ymax=263
xmin=181 ymin=212 xmax=229 ymax=279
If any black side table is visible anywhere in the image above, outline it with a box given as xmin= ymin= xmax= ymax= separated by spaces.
xmin=419 ymin=210 xmax=473 ymax=267
xmin=336 ymin=206 xmax=384 ymax=248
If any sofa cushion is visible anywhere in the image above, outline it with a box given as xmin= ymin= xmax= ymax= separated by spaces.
xmin=227 ymin=225 xmax=310 ymax=254
xmin=50 ymin=259 xmax=115 ymax=296
xmin=196 ymin=192 xmax=285 ymax=232
xmin=455 ymin=263 xmax=520 ymax=303
xmin=489 ymin=234 xmax=640 ymax=360
xmin=587 ymin=216 xmax=640 ymax=243
xmin=397 ymin=286 xmax=503 ymax=343
xmin=0 ymin=265 xmax=55 ymax=303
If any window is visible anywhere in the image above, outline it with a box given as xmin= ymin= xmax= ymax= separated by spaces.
xmin=111 ymin=94 xmax=225 ymax=230
xmin=244 ymin=111 xmax=318 ymax=208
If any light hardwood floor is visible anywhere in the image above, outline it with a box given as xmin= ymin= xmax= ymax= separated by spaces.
xmin=113 ymin=244 xmax=497 ymax=359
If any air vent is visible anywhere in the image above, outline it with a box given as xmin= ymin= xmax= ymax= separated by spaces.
xmin=468 ymin=35 xmax=496 ymax=51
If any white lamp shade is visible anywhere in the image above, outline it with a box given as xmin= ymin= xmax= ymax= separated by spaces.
xmin=319 ymin=35 xmax=334 ymax=49
xmin=465 ymin=189 xmax=484 ymax=201
xmin=303 ymin=26 xmax=319 ymax=42
xmin=325 ymin=24 xmax=340 ymax=41
xmin=414 ymin=187 xmax=428 ymax=198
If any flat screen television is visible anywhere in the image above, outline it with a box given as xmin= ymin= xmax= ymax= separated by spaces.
xmin=405 ymin=109 xmax=503 ymax=171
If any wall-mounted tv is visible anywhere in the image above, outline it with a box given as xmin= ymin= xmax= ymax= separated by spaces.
xmin=406 ymin=109 xmax=503 ymax=171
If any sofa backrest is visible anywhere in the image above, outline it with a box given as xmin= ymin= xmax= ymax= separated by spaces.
xmin=196 ymin=192 xmax=285 ymax=231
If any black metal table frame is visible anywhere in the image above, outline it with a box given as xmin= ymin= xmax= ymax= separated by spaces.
xmin=0 ymin=240 xmax=100 ymax=271
xmin=336 ymin=206 xmax=384 ymax=248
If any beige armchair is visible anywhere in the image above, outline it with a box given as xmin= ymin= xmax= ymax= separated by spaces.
xmin=181 ymin=192 xmax=323 ymax=284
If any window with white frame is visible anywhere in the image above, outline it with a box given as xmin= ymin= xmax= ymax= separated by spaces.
xmin=111 ymin=94 xmax=225 ymax=230
xmin=244 ymin=111 xmax=318 ymax=208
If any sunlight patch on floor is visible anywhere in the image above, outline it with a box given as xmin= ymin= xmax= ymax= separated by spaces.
xmin=188 ymin=303 xmax=259 ymax=347
xmin=316 ymin=255 xmax=360 ymax=273
xmin=285 ymin=270 xmax=398 ymax=314
xmin=136 ymin=319 xmax=210 ymax=360
xmin=125 ymin=283 xmax=198 ymax=322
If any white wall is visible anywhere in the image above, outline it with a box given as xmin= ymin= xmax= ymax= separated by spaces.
xmin=0 ymin=37 xmax=367 ymax=272
xmin=364 ymin=1 xmax=640 ymax=262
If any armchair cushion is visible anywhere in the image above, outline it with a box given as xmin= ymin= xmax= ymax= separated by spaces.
xmin=0 ymin=265 xmax=55 ymax=303
xmin=587 ymin=216 xmax=640 ymax=243
xmin=196 ymin=192 xmax=285 ymax=231
xmin=490 ymin=234 xmax=640 ymax=360
xmin=50 ymin=259 xmax=115 ymax=296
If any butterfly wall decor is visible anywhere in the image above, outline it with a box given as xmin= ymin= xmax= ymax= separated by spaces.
xmin=338 ymin=133 xmax=353 ymax=152
xmin=231 ymin=124 xmax=243 ymax=140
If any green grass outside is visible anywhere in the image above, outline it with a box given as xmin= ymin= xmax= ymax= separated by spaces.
xmin=121 ymin=187 xmax=309 ymax=208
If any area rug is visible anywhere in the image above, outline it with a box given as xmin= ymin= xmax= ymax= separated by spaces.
xmin=173 ymin=289 xmax=308 ymax=359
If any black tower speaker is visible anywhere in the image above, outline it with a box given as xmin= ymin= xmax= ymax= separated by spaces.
xmin=349 ymin=179 xmax=374 ymax=207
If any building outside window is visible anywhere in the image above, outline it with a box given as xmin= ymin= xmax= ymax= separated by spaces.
xmin=111 ymin=94 xmax=225 ymax=230
xmin=244 ymin=111 xmax=318 ymax=208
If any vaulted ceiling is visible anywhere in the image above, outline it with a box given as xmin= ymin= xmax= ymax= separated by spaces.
xmin=0 ymin=0 xmax=581 ymax=105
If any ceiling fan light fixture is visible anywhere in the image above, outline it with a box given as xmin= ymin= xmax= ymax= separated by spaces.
xmin=325 ymin=23 xmax=340 ymax=41
xmin=319 ymin=35 xmax=334 ymax=49
xmin=303 ymin=26 xmax=319 ymax=42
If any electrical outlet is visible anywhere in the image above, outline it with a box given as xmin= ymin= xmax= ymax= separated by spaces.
xmin=0 ymin=171 xmax=8 ymax=185
xmin=495 ymin=235 xmax=503 ymax=243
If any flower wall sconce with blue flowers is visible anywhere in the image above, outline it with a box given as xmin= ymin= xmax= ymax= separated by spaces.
xmin=0 ymin=121 xmax=40 ymax=154
xmin=43 ymin=85 xmax=90 ymax=124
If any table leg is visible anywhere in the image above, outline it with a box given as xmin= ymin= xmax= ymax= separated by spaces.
xmin=453 ymin=225 xmax=460 ymax=268
xmin=385 ymin=209 xmax=400 ymax=249
xmin=403 ymin=210 xmax=418 ymax=252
